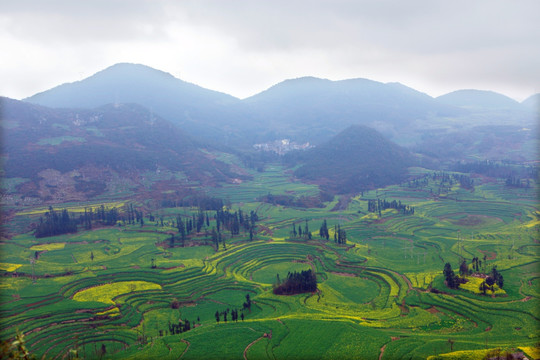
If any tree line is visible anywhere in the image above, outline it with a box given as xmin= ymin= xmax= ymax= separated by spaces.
xmin=443 ymin=260 xmax=504 ymax=295
xmin=214 ymin=294 xmax=251 ymax=323
xmin=368 ymin=199 xmax=415 ymax=216
xmin=273 ymin=269 xmax=317 ymax=295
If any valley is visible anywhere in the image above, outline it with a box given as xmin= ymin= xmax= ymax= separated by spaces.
xmin=1 ymin=63 xmax=539 ymax=359
xmin=1 ymin=159 xmax=538 ymax=359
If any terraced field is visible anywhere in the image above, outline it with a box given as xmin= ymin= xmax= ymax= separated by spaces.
xmin=1 ymin=168 xmax=538 ymax=359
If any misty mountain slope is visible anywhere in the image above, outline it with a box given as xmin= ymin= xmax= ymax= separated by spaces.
xmin=24 ymin=63 xmax=242 ymax=141
xmin=288 ymin=125 xmax=415 ymax=194
xmin=1 ymin=97 xmax=246 ymax=202
xmin=21 ymin=63 xmax=538 ymax=152
xmin=436 ymin=89 xmax=522 ymax=110
xmin=522 ymin=93 xmax=540 ymax=111
xmin=242 ymin=77 xmax=462 ymax=143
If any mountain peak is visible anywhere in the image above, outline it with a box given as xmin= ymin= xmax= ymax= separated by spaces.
xmin=292 ymin=124 xmax=414 ymax=193
xmin=436 ymin=89 xmax=520 ymax=110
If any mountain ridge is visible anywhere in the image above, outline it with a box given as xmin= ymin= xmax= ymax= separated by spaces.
xmin=20 ymin=63 xmax=538 ymax=148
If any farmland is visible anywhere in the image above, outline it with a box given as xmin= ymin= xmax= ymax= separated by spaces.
xmin=0 ymin=165 xmax=538 ymax=359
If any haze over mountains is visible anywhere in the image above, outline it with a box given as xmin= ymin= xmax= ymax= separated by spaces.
xmin=2 ymin=62 xmax=538 ymax=204
xmin=23 ymin=63 xmax=538 ymax=148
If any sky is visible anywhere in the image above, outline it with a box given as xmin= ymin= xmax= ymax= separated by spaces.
xmin=1 ymin=0 xmax=539 ymax=102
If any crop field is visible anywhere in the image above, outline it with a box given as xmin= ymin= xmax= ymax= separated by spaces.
xmin=0 ymin=167 xmax=538 ymax=359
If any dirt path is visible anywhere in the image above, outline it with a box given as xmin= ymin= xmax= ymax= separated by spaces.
xmin=179 ymin=339 xmax=190 ymax=358
xmin=379 ymin=344 xmax=387 ymax=360
xmin=243 ymin=335 xmax=265 ymax=360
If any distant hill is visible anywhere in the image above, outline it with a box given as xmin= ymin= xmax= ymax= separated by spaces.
xmin=24 ymin=63 xmax=242 ymax=143
xmin=522 ymin=93 xmax=540 ymax=111
xmin=436 ymin=90 xmax=521 ymax=110
xmin=21 ymin=63 xmax=538 ymax=153
xmin=1 ymin=97 xmax=245 ymax=203
xmin=289 ymin=125 xmax=415 ymax=193
xmin=242 ymin=77 xmax=461 ymax=143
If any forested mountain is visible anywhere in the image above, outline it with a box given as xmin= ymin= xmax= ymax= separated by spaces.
xmin=1 ymin=97 xmax=245 ymax=203
xmin=288 ymin=125 xmax=415 ymax=194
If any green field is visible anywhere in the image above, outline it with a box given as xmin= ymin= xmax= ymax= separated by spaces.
xmin=1 ymin=167 xmax=539 ymax=359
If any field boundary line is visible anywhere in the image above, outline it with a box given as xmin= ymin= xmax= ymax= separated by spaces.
xmin=243 ymin=335 xmax=265 ymax=360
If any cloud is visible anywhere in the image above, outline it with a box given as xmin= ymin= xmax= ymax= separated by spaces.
xmin=0 ymin=0 xmax=538 ymax=100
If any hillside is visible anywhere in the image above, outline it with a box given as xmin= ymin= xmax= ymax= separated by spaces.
xmin=24 ymin=63 xmax=242 ymax=143
xmin=1 ymin=97 xmax=246 ymax=203
xmin=436 ymin=89 xmax=522 ymax=110
xmin=290 ymin=125 xmax=414 ymax=193
xmin=242 ymin=77 xmax=461 ymax=143
xmin=20 ymin=63 xmax=538 ymax=156
xmin=522 ymin=93 xmax=540 ymax=111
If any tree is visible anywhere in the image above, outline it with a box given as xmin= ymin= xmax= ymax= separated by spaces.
xmin=443 ymin=263 xmax=459 ymax=289
xmin=491 ymin=266 xmax=504 ymax=288
xmin=0 ymin=330 xmax=36 ymax=360
xmin=319 ymin=219 xmax=329 ymax=240
xmin=459 ymin=260 xmax=468 ymax=277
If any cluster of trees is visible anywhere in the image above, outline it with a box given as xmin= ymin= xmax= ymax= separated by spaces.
xmin=479 ymin=266 xmax=504 ymax=295
xmin=452 ymin=160 xmax=537 ymax=181
xmin=290 ymin=220 xmax=312 ymax=240
xmin=80 ymin=205 xmax=120 ymax=229
xmin=160 ymin=195 xmax=225 ymax=211
xmin=35 ymin=207 xmax=78 ymax=238
xmin=456 ymin=174 xmax=474 ymax=190
xmin=273 ymin=269 xmax=317 ymax=295
xmin=315 ymin=219 xmax=347 ymax=244
xmin=215 ymin=208 xmax=258 ymax=236
xmin=214 ymin=294 xmax=250 ymax=323
xmin=443 ymin=263 xmax=463 ymax=289
xmin=368 ymin=199 xmax=415 ymax=216
xmin=166 ymin=318 xmax=192 ymax=335
xmin=333 ymin=224 xmax=347 ymax=244
xmin=408 ymin=172 xmax=474 ymax=193
xmin=124 ymin=203 xmax=145 ymax=226
xmin=407 ymin=176 xmax=429 ymax=188
xmin=214 ymin=308 xmax=244 ymax=323
xmin=167 ymin=207 xmax=259 ymax=249
xmin=505 ymin=177 xmax=531 ymax=188
xmin=444 ymin=261 xmax=504 ymax=295
xmin=35 ymin=203 xmax=145 ymax=238
xmin=318 ymin=219 xmax=329 ymax=240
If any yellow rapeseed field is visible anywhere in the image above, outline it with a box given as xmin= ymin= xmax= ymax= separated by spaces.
xmin=16 ymin=201 xmax=127 ymax=216
xmin=0 ymin=263 xmax=22 ymax=272
xmin=73 ymin=281 xmax=162 ymax=305
xmin=30 ymin=243 xmax=65 ymax=251
xmin=460 ymin=276 xmax=506 ymax=295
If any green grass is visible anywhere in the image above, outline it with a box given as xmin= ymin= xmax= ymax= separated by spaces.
xmin=0 ymin=167 xmax=538 ymax=359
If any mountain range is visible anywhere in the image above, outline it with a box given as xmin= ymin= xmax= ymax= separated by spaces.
xmin=23 ymin=63 xmax=538 ymax=147
xmin=2 ymin=63 xmax=538 ymax=204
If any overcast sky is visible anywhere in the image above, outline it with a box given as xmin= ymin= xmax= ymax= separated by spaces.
xmin=1 ymin=0 xmax=539 ymax=101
